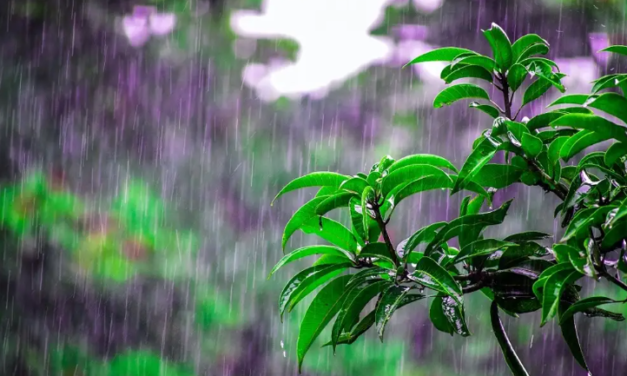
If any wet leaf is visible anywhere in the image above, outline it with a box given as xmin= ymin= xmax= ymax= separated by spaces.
xmin=585 ymin=92 xmax=627 ymax=125
xmin=314 ymin=192 xmax=356 ymax=216
xmin=339 ymin=177 xmax=369 ymax=194
xmin=430 ymin=296 xmax=454 ymax=335
xmin=404 ymin=47 xmax=475 ymax=66
xmin=507 ymin=64 xmax=528 ymax=92
xmin=452 ymin=55 xmax=497 ymax=73
xmin=297 ymin=275 xmax=353 ymax=371
xmin=469 ymin=102 xmax=500 ymax=118
xmin=332 ymin=280 xmax=390 ymax=350
xmin=516 ymin=42 xmax=549 ymax=62
xmin=411 ymin=256 xmax=463 ymax=303
xmin=548 ymin=94 xmax=589 ymax=107
xmin=433 ymin=84 xmax=490 ymax=109
xmin=454 ymin=239 xmax=516 ymax=263
xmin=600 ymin=45 xmax=627 ymax=56
xmin=559 ymin=296 xmax=624 ymax=325
xmin=441 ymin=296 xmax=471 ymax=336
xmin=558 ymin=303 xmax=590 ymax=374
xmin=560 ymin=130 xmax=610 ymax=162
xmin=540 ymin=268 xmax=582 ymax=326
xmin=425 ymin=200 xmax=513 ymax=256
xmin=471 ymin=164 xmax=523 ymax=189
xmin=388 ymin=154 xmax=458 ymax=173
xmin=452 ymin=137 xmax=498 ymax=194
xmin=279 ymin=263 xmax=351 ymax=319
xmin=550 ymin=114 xmax=627 ymax=144
xmin=302 ymin=217 xmax=360 ymax=253
xmin=381 ymin=164 xmax=450 ymax=197
xmin=375 ymin=285 xmax=415 ymax=340
xmin=512 ymin=34 xmax=549 ymax=61
xmin=402 ymin=221 xmax=448 ymax=257
xmin=269 ymin=246 xmax=355 ymax=277
xmin=359 ymin=242 xmax=396 ymax=265
xmin=504 ymin=231 xmax=551 ymax=243
xmin=444 ymin=65 xmax=493 ymax=83
xmin=604 ymin=142 xmax=627 ymax=166
xmin=273 ymin=172 xmax=349 ymax=204
xmin=521 ymin=133 xmax=543 ymax=158
xmin=490 ymin=302 xmax=530 ymax=376
xmin=482 ymin=23 xmax=513 ymax=69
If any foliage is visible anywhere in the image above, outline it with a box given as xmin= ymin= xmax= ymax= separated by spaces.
xmin=273 ymin=23 xmax=627 ymax=375
xmin=0 ymin=173 xmax=198 ymax=282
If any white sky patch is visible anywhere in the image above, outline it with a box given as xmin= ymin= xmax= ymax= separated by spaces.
xmin=231 ymin=0 xmax=397 ymax=101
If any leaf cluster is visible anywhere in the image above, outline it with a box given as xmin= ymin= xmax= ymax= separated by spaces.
xmin=273 ymin=24 xmax=627 ymax=375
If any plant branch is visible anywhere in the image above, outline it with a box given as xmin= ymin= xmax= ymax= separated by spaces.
xmin=372 ymin=202 xmax=399 ymax=266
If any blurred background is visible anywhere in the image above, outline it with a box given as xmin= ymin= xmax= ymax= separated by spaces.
xmin=0 ymin=0 xmax=626 ymax=375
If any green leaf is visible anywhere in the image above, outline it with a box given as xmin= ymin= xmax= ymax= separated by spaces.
xmin=273 ymin=172 xmax=348 ymax=204
xmin=482 ymin=23 xmax=513 ymax=69
xmin=591 ymin=74 xmax=627 ymax=94
xmin=551 ymin=113 xmax=627 ymax=144
xmin=507 ymin=64 xmax=528 ymax=92
xmin=512 ymin=34 xmax=549 ymax=61
xmin=316 ymin=186 xmax=339 ymax=197
xmin=381 ymin=164 xmax=450 ymax=197
xmin=425 ymin=200 xmax=513 ymax=256
xmin=382 ymin=175 xmax=453 ymax=217
xmin=444 ymin=65 xmax=493 ymax=83
xmin=452 ymin=137 xmax=498 ymax=194
xmin=297 ymin=275 xmax=353 ymax=371
xmin=527 ymin=112 xmax=567 ymax=131
xmin=540 ymin=268 xmax=582 ymax=326
xmin=521 ymin=133 xmax=543 ymax=158
xmin=559 ymin=296 xmax=624 ymax=325
xmin=605 ymin=142 xmax=627 ymax=166
xmin=548 ymin=136 xmax=569 ymax=163
xmin=498 ymin=242 xmax=549 ymax=269
xmin=279 ymin=264 xmax=351 ymax=319
xmin=339 ymin=177 xmax=369 ymax=194
xmin=282 ymin=196 xmax=329 ymax=250
xmin=452 ymin=55 xmax=497 ymax=72
xmin=548 ymin=94 xmax=589 ymax=107
xmin=375 ymin=285 xmax=414 ymax=340
xmin=454 ymin=239 xmax=516 ymax=263
xmin=490 ymin=302 xmax=530 ymax=376
xmin=269 ymin=246 xmax=355 ymax=278
xmin=331 ymin=280 xmax=391 ymax=349
xmin=466 ymin=195 xmax=486 ymax=215
xmin=599 ymin=45 xmax=627 ymax=56
xmin=359 ymin=242 xmax=396 ymax=265
xmin=302 ymin=217 xmax=360 ymax=253
xmin=361 ymin=186 xmax=375 ymax=238
xmin=558 ymin=303 xmax=590 ymax=373
xmin=430 ymin=296 xmax=454 ymax=335
xmin=441 ymin=296 xmax=471 ymax=336
xmin=411 ymin=256 xmax=463 ymax=303
xmin=388 ymin=154 xmax=458 ymax=174
xmin=504 ymin=231 xmax=551 ymax=243
xmin=522 ymin=77 xmax=553 ymax=106
xmin=349 ymin=198 xmax=380 ymax=244
xmin=469 ymin=102 xmax=500 ymax=118
xmin=433 ymin=84 xmax=490 ymax=109
xmin=402 ymin=221 xmax=448 ymax=257
xmin=601 ymin=219 xmax=627 ymax=249
xmin=585 ymin=92 xmax=627 ymax=124
xmin=459 ymin=196 xmax=471 ymax=217
xmin=517 ymin=43 xmax=550 ymax=62
xmin=471 ymin=164 xmax=523 ymax=189
xmin=496 ymin=297 xmax=542 ymax=314
xmin=314 ymin=192 xmax=356 ymax=216
xmin=560 ymin=130 xmax=611 ymax=161
xmin=404 ymin=47 xmax=475 ymax=67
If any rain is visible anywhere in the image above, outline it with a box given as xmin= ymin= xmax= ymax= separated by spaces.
xmin=0 ymin=0 xmax=625 ymax=375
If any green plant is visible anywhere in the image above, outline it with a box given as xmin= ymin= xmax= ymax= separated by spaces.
xmin=272 ymin=23 xmax=627 ymax=375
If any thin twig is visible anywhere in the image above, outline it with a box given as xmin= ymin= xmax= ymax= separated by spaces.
xmin=372 ymin=201 xmax=399 ymax=266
